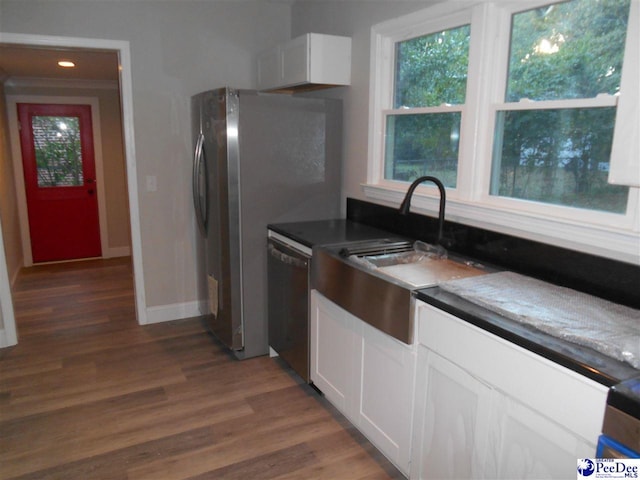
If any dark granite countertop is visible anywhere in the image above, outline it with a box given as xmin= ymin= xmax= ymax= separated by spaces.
xmin=268 ymin=219 xmax=399 ymax=249
xmin=415 ymin=287 xmax=638 ymax=386
xmin=269 ymin=217 xmax=640 ymax=420
xmin=415 ymin=287 xmax=639 ymax=420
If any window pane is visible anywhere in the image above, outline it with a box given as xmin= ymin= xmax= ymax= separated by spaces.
xmin=491 ymin=108 xmax=629 ymax=213
xmin=384 ymin=113 xmax=460 ymax=187
xmin=394 ymin=24 xmax=470 ymax=108
xmin=32 ymin=115 xmax=83 ymax=187
xmin=506 ymin=0 xmax=630 ymax=102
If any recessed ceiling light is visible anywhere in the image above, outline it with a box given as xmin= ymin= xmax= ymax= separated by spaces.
xmin=57 ymin=60 xmax=75 ymax=68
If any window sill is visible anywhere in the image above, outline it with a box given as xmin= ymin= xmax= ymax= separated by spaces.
xmin=362 ymin=183 xmax=640 ymax=265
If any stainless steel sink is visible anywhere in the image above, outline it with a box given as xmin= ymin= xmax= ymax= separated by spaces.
xmin=312 ymin=239 xmax=488 ymax=344
xmin=360 ymin=250 xmax=432 ymax=268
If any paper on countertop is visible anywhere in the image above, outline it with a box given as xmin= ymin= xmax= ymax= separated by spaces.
xmin=378 ymin=258 xmax=485 ymax=288
xmin=439 ymin=271 xmax=640 ymax=369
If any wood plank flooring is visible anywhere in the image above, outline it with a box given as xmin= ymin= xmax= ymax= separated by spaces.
xmin=0 ymin=258 xmax=404 ymax=479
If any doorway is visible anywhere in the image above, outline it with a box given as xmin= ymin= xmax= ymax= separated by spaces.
xmin=17 ymin=103 xmax=102 ymax=263
xmin=0 ymin=34 xmax=147 ymax=348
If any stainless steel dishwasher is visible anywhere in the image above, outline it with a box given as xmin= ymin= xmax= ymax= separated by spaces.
xmin=267 ymin=232 xmax=311 ymax=382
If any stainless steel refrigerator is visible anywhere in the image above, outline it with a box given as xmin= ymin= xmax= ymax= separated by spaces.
xmin=191 ymin=87 xmax=342 ymax=359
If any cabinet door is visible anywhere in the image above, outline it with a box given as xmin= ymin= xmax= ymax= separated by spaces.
xmin=310 ymin=290 xmax=359 ymax=420
xmin=357 ymin=322 xmax=416 ymax=475
xmin=411 ymin=346 xmax=494 ymax=480
xmin=414 ymin=300 xmax=608 ymax=479
xmin=256 ymin=34 xmax=351 ymax=90
xmin=488 ymin=395 xmax=595 ymax=480
xmin=416 ymin=301 xmax=607 ymax=444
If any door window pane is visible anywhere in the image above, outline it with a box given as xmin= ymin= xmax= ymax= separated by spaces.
xmin=394 ymin=24 xmax=470 ymax=108
xmin=385 ymin=112 xmax=460 ymax=187
xmin=491 ymin=107 xmax=628 ymax=213
xmin=506 ymin=0 xmax=630 ymax=102
xmin=32 ymin=115 xmax=83 ymax=187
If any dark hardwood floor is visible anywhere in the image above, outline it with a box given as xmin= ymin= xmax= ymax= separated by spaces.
xmin=0 ymin=257 xmax=404 ymax=479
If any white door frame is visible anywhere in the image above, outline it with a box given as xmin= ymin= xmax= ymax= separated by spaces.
xmin=0 ymin=33 xmax=148 ymax=347
xmin=7 ymin=95 xmax=110 ymax=266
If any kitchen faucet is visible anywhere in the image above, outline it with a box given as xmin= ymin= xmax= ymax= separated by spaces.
xmin=398 ymin=176 xmax=446 ymax=245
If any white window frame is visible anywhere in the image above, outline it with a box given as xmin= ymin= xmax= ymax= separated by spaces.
xmin=365 ymin=0 xmax=639 ymax=264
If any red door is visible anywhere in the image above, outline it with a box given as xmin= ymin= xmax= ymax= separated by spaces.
xmin=17 ymin=103 xmax=102 ymax=263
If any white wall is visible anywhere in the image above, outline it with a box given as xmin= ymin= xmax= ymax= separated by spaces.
xmin=291 ymin=0 xmax=441 ymax=208
xmin=0 ymin=0 xmax=291 ymax=313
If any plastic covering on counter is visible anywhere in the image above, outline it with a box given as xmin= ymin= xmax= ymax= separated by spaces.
xmin=439 ymin=271 xmax=640 ymax=369
xmin=349 ymin=240 xmax=447 ymax=270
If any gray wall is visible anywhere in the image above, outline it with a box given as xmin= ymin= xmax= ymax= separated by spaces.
xmin=291 ymin=0 xmax=440 ymax=208
xmin=0 ymin=0 xmax=292 ymax=310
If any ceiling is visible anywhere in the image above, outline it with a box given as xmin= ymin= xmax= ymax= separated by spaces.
xmin=0 ymin=44 xmax=120 ymax=82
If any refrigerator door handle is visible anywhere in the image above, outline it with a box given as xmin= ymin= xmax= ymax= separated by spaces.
xmin=192 ymin=133 xmax=207 ymax=233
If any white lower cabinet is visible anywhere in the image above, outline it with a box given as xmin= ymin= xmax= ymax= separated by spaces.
xmin=310 ymin=289 xmax=360 ymax=422
xmin=412 ymin=347 xmax=494 ymax=479
xmin=310 ymin=290 xmax=416 ymax=476
xmin=487 ymin=393 xmax=595 ymax=479
xmin=358 ymin=321 xmax=416 ymax=473
xmin=310 ymin=292 xmax=608 ymax=479
xmin=411 ymin=300 xmax=608 ymax=480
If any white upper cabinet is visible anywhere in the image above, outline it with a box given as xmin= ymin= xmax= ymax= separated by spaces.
xmin=257 ymin=33 xmax=352 ymax=91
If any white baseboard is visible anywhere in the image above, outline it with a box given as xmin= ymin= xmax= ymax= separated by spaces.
xmin=143 ymin=301 xmax=202 ymax=325
xmin=104 ymin=246 xmax=131 ymax=258
xmin=0 ymin=328 xmax=17 ymax=349
xmin=197 ymin=299 xmax=208 ymax=316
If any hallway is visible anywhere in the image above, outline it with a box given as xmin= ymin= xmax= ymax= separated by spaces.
xmin=0 ymin=258 xmax=403 ymax=479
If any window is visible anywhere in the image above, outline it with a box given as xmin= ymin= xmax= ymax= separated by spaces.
xmin=32 ymin=115 xmax=83 ymax=187
xmin=368 ymin=0 xmax=639 ymax=263
xmin=490 ymin=0 xmax=630 ymax=214
xmin=386 ymin=25 xmax=470 ymax=187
